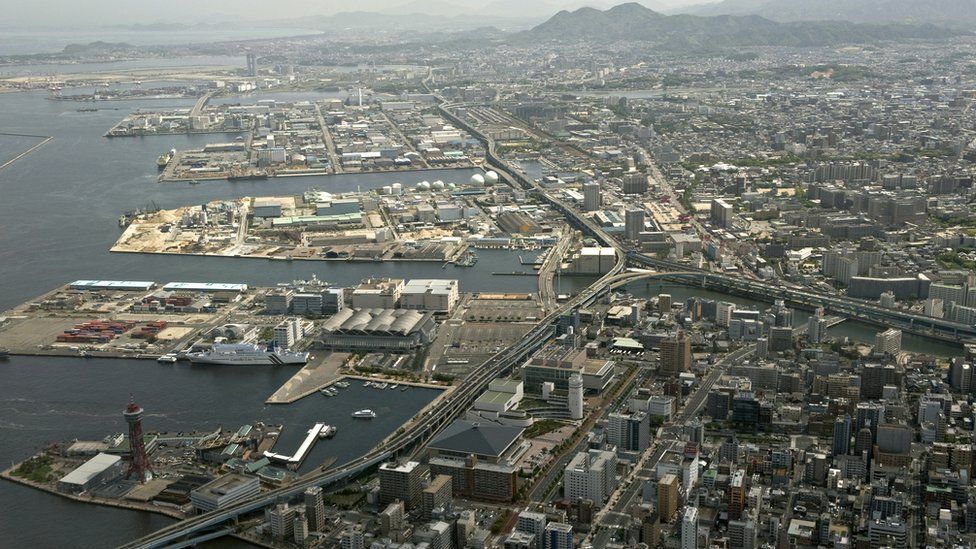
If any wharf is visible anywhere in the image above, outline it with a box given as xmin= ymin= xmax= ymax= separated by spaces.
xmin=265 ymin=352 xmax=350 ymax=404
xmin=263 ymin=423 xmax=325 ymax=469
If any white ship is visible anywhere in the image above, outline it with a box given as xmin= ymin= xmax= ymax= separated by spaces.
xmin=156 ymin=354 xmax=178 ymax=363
xmin=351 ymin=409 xmax=376 ymax=419
xmin=318 ymin=425 xmax=337 ymax=439
xmin=186 ymin=343 xmax=308 ymax=366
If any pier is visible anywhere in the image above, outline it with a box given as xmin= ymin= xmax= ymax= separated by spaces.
xmin=264 ymin=353 xmax=350 ymax=404
xmin=263 ymin=422 xmax=326 ymax=469
xmin=0 ymin=132 xmax=53 ymax=172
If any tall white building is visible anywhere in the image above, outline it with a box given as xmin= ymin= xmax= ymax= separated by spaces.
xmin=875 ymin=328 xmax=902 ymax=355
xmin=563 ymin=449 xmax=617 ymax=505
xmin=682 ymin=506 xmax=699 ymax=549
xmin=716 ymin=301 xmax=736 ymax=327
xmin=516 ymin=510 xmax=548 ymax=548
xmin=568 ymin=374 xmax=584 ymax=420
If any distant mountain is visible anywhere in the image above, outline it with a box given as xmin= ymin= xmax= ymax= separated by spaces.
xmin=681 ymin=0 xmax=976 ymax=29
xmin=522 ymin=2 xmax=962 ymax=48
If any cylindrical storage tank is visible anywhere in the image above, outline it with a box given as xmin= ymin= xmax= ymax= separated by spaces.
xmin=392 ymin=182 xmax=402 ymax=195
xmin=381 ymin=185 xmax=392 ymax=195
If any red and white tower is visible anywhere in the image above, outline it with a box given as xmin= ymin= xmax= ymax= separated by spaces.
xmin=123 ymin=397 xmax=153 ymax=483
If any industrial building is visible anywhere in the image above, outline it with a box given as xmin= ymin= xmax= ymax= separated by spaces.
xmin=400 ymin=279 xmax=460 ymax=313
xmin=351 ymin=278 xmax=403 ymax=309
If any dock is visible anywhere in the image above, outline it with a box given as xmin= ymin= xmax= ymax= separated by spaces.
xmin=264 ymin=422 xmax=325 ymax=469
xmin=265 ymin=352 xmax=350 ymax=404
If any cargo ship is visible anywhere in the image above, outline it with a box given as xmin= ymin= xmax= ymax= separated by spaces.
xmin=186 ymin=343 xmax=308 ymax=366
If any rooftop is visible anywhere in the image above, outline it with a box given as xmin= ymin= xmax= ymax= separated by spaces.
xmin=428 ymin=420 xmax=523 ymax=459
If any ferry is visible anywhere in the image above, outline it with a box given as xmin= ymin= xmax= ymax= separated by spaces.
xmin=318 ymin=425 xmax=337 ymax=439
xmin=186 ymin=343 xmax=308 ymax=366
xmin=351 ymin=409 xmax=376 ymax=419
xmin=156 ymin=354 xmax=178 ymax=363
xmin=156 ymin=149 xmax=174 ymax=170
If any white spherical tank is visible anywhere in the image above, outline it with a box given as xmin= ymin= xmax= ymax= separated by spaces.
xmin=484 ymin=170 xmax=499 ymax=185
xmin=432 ymin=180 xmax=446 ymax=190
xmin=417 ymin=181 xmax=431 ymax=191
xmin=470 ymin=174 xmax=485 ymax=187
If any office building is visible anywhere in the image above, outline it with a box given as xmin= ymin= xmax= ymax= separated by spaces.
xmin=728 ymin=469 xmax=746 ymax=520
xmin=563 ymin=449 xmax=617 ymax=505
xmin=190 ymin=474 xmax=261 ymax=512
xmin=268 ymin=503 xmax=296 ymax=541
xmin=293 ymin=509 xmax=308 ymax=546
xmin=340 ymin=525 xmax=365 ymax=549
xmin=607 ymin=409 xmax=650 ymax=454
xmin=351 ymin=278 xmax=403 ymax=309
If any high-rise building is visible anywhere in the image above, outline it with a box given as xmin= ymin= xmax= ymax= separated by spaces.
xmin=421 ymin=474 xmax=453 ymax=519
xmin=681 ymin=506 xmax=699 ymax=549
xmin=728 ymin=518 xmax=757 ymax=549
xmin=625 ymin=208 xmax=645 ymax=241
xmin=563 ymin=450 xmax=617 ymax=505
xmin=608 ymin=409 xmax=650 ymax=454
xmin=268 ymin=503 xmax=296 ymax=541
xmin=516 ymin=509 xmax=548 ymax=548
xmin=728 ymin=469 xmax=746 ymax=520
xmin=807 ymin=308 xmax=826 ymax=344
xmin=710 ymin=199 xmax=733 ymax=229
xmin=658 ymin=474 xmax=680 ymax=522
xmin=568 ymin=374 xmax=584 ymax=420
xmin=246 ymin=53 xmax=257 ymax=77
xmin=622 ymin=172 xmax=648 ymax=195
xmin=583 ymin=182 xmax=601 ymax=212
xmin=875 ymin=328 xmax=902 ymax=355
xmin=293 ymin=509 xmax=308 ymax=546
xmin=856 ymin=402 xmax=886 ymax=442
xmin=660 ymin=331 xmax=692 ymax=375
xmin=379 ymin=460 xmax=424 ymax=509
xmin=303 ymin=486 xmax=326 ymax=532
xmin=716 ymin=302 xmax=736 ymax=327
xmin=832 ymin=414 xmax=852 ymax=457
xmin=544 ymin=522 xmax=574 ymax=549
xmin=340 ymin=525 xmax=365 ymax=549
xmin=123 ymin=397 xmax=152 ymax=483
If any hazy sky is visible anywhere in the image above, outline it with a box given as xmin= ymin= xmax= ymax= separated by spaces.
xmin=5 ymin=0 xmax=705 ymax=28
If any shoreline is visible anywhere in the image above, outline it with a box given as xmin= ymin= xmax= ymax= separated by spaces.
xmin=156 ymin=163 xmax=476 ymax=183
xmin=0 ymin=464 xmax=185 ymax=520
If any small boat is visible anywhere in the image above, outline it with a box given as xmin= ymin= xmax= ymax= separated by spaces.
xmin=352 ymin=409 xmax=376 ymax=419
xmin=318 ymin=425 xmax=337 ymax=439
xmin=319 ymin=387 xmax=338 ymax=397
xmin=363 ymin=381 xmax=371 ymax=387
xmin=157 ymin=354 xmax=178 ymax=363
xmin=188 ymin=179 xmax=200 ymax=185
xmin=389 ymin=384 xmax=399 ymax=390
xmin=335 ymin=381 xmax=350 ymax=388
xmin=374 ymin=382 xmax=389 ymax=390
xmin=80 ymin=351 xmax=93 ymax=359
xmin=400 ymin=386 xmax=408 ymax=392
xmin=0 ymin=349 xmax=9 ymax=360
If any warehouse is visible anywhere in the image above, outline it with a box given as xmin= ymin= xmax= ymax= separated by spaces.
xmin=57 ymin=452 xmax=124 ymax=494
xmin=401 ymin=279 xmax=460 ymax=313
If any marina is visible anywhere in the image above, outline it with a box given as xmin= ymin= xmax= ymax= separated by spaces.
xmin=263 ymin=422 xmax=327 ymax=469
